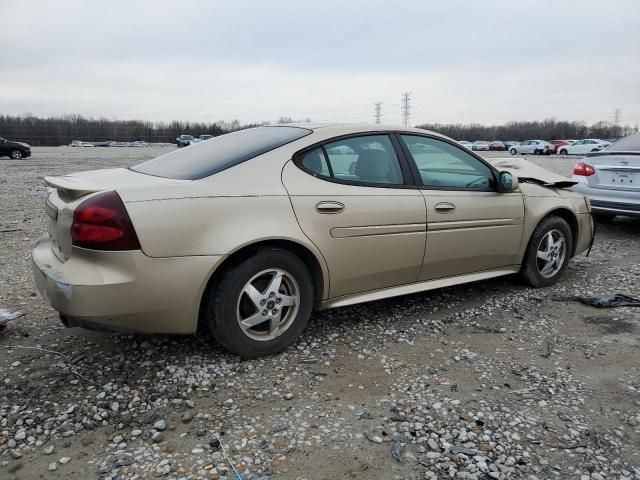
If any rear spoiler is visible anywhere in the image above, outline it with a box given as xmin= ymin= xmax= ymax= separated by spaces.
xmin=44 ymin=176 xmax=102 ymax=200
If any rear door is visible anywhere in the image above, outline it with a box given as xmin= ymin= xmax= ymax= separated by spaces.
xmin=282 ymin=133 xmax=426 ymax=298
xmin=397 ymin=134 xmax=525 ymax=280
xmin=520 ymin=141 xmax=534 ymax=154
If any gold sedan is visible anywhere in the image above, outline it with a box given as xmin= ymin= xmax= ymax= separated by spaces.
xmin=32 ymin=124 xmax=593 ymax=357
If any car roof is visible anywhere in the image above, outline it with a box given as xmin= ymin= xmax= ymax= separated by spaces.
xmin=273 ymin=123 xmax=449 ymax=139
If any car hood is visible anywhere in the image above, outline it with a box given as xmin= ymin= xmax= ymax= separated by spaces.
xmin=11 ymin=142 xmax=30 ymax=148
xmin=489 ymin=158 xmax=577 ymax=188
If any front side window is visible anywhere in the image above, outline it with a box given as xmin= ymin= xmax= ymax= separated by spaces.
xmin=400 ymin=135 xmax=494 ymax=190
xmin=299 ymin=135 xmax=405 ymax=185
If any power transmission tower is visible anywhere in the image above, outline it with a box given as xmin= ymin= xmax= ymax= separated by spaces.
xmin=374 ymin=102 xmax=382 ymax=124
xmin=401 ymin=92 xmax=411 ymax=127
xmin=613 ymin=108 xmax=621 ymax=136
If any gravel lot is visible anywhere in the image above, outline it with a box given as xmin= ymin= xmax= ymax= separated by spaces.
xmin=1 ymin=147 xmax=639 ymax=480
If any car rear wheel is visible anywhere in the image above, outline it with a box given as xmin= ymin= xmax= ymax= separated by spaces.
xmin=204 ymin=248 xmax=314 ymax=358
xmin=559 ymin=149 xmax=568 ymax=155
xmin=10 ymin=149 xmax=23 ymax=159
xmin=521 ymin=216 xmax=572 ymax=288
xmin=510 ymin=148 xmax=517 ymax=155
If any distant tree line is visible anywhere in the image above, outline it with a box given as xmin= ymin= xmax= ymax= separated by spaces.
xmin=416 ymin=118 xmax=639 ymax=141
xmin=1 ymin=114 xmax=638 ymax=146
xmin=0 ymin=114 xmax=261 ymax=146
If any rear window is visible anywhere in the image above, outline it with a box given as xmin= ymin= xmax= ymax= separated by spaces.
xmin=131 ymin=126 xmax=312 ymax=180
xmin=606 ymin=133 xmax=640 ymax=152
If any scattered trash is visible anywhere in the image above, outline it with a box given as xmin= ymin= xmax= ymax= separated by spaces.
xmin=552 ymin=294 xmax=640 ymax=308
xmin=0 ymin=308 xmax=24 ymax=330
xmin=391 ymin=439 xmax=404 ymax=462
xmin=358 ymin=410 xmax=373 ymax=420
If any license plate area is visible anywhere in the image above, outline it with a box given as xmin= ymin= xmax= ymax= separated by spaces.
xmin=600 ymin=170 xmax=638 ymax=187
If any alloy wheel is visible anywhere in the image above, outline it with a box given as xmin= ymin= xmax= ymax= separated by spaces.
xmin=236 ymin=268 xmax=300 ymax=341
xmin=536 ymin=229 xmax=567 ymax=278
xmin=11 ymin=150 xmax=22 ymax=159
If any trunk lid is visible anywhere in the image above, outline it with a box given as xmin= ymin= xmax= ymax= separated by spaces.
xmin=44 ymin=168 xmax=189 ymax=261
xmin=584 ymin=152 xmax=640 ymax=191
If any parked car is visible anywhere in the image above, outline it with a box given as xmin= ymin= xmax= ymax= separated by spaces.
xmin=550 ymin=140 xmax=573 ymax=153
xmin=70 ymin=140 xmax=95 ymax=147
xmin=509 ymin=140 xmax=554 ymax=155
xmin=199 ymin=134 xmax=214 ymax=141
xmin=571 ymin=133 xmax=640 ymax=221
xmin=489 ymin=141 xmax=506 ymax=151
xmin=458 ymin=140 xmax=473 ymax=150
xmin=503 ymin=141 xmax=519 ymax=150
xmin=472 ymin=141 xmax=490 ymax=151
xmin=32 ymin=124 xmax=593 ymax=357
xmin=557 ymin=139 xmax=610 ymax=155
xmin=176 ymin=134 xmax=195 ymax=148
xmin=0 ymin=136 xmax=31 ymax=159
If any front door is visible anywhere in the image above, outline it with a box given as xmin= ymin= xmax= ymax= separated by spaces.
xmin=282 ymin=133 xmax=427 ymax=298
xmin=397 ymin=134 xmax=525 ymax=281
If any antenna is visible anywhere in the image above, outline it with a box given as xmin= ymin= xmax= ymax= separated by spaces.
xmin=401 ymin=92 xmax=411 ymax=127
xmin=374 ymin=102 xmax=382 ymax=124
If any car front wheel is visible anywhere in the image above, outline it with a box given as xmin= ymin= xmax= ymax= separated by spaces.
xmin=559 ymin=149 xmax=568 ymax=155
xmin=204 ymin=248 xmax=314 ymax=358
xmin=10 ymin=149 xmax=23 ymax=159
xmin=521 ymin=216 xmax=572 ymax=288
xmin=510 ymin=148 xmax=517 ymax=155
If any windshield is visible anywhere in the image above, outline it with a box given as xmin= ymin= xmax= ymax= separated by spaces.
xmin=132 ymin=126 xmax=312 ymax=179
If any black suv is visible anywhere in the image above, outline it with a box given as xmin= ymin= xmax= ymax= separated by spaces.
xmin=0 ymin=137 xmax=31 ymax=159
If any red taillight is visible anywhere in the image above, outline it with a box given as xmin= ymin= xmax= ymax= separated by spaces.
xmin=573 ymin=162 xmax=596 ymax=176
xmin=71 ymin=191 xmax=141 ymax=251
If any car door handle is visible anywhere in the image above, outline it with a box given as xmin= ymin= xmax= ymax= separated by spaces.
xmin=434 ymin=202 xmax=456 ymax=213
xmin=316 ymin=201 xmax=345 ymax=214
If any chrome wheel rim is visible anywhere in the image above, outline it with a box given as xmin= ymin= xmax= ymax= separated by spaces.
xmin=236 ymin=268 xmax=300 ymax=341
xmin=11 ymin=151 xmax=22 ymax=159
xmin=536 ymin=229 xmax=567 ymax=278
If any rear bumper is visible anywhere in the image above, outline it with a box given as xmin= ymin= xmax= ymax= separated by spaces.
xmin=31 ymin=235 xmax=223 ymax=334
xmin=572 ymin=181 xmax=640 ymax=217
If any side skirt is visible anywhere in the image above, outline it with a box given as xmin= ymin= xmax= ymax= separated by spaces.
xmin=320 ymin=266 xmax=521 ymax=309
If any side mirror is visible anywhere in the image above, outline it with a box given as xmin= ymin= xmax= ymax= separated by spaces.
xmin=497 ymin=171 xmax=519 ymax=192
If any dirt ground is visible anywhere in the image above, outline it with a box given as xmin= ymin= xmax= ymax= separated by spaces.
xmin=0 ymin=147 xmax=639 ymax=480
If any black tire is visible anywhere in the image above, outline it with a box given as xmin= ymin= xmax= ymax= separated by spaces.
xmin=559 ymin=149 xmax=568 ymax=155
xmin=10 ymin=149 xmax=23 ymax=159
xmin=594 ymin=213 xmax=615 ymax=223
xmin=204 ymin=248 xmax=314 ymax=358
xmin=520 ymin=216 xmax=573 ymax=288
xmin=510 ymin=148 xmax=517 ymax=155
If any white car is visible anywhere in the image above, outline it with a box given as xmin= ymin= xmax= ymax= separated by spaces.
xmin=458 ymin=141 xmax=473 ymax=150
xmin=472 ymin=141 xmax=490 ymax=151
xmin=557 ymin=139 xmax=611 ymax=155
xmin=509 ymin=140 xmax=553 ymax=155
xmin=69 ymin=140 xmax=95 ymax=147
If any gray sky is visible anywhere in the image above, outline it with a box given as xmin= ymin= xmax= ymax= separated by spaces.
xmin=1 ymin=0 xmax=639 ymax=126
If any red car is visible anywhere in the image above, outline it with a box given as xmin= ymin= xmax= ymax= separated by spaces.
xmin=489 ymin=141 xmax=506 ymax=151
xmin=550 ymin=140 xmax=572 ymax=154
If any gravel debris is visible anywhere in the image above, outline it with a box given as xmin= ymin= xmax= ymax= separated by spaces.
xmin=0 ymin=148 xmax=639 ymax=478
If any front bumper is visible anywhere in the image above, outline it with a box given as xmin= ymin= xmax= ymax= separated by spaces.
xmin=31 ymin=235 xmax=223 ymax=334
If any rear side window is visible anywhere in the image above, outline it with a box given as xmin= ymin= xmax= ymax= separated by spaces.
xmin=298 ymin=135 xmax=405 ymax=186
xmin=131 ymin=126 xmax=311 ymax=180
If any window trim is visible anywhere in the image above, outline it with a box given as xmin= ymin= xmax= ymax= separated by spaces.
xmin=394 ymin=132 xmax=500 ymax=192
xmin=292 ymin=131 xmax=418 ymax=189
